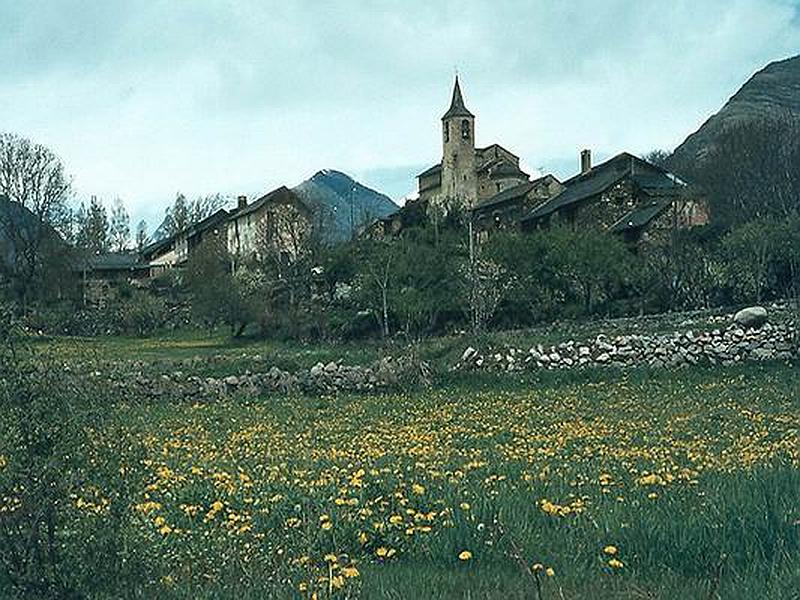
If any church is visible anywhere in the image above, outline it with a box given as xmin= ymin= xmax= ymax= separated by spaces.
xmin=416 ymin=77 xmax=534 ymax=212
xmin=372 ymin=77 xmax=707 ymax=241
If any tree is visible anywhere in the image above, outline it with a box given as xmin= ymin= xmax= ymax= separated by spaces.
xmin=108 ymin=197 xmax=130 ymax=252
xmin=668 ymin=112 xmax=800 ymax=228
xmin=135 ymin=220 xmax=149 ymax=252
xmin=76 ymin=196 xmax=110 ymax=254
xmin=163 ymin=193 xmax=226 ymax=237
xmin=185 ymin=233 xmax=253 ymax=336
xmin=550 ymin=228 xmax=632 ymax=315
xmin=643 ymin=149 xmax=671 ymax=168
xmin=353 ymin=238 xmax=396 ymax=337
xmin=0 ymin=133 xmax=72 ymax=306
xmin=721 ymin=218 xmax=782 ymax=303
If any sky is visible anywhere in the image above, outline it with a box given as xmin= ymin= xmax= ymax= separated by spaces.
xmin=2 ymin=0 xmax=799 ymax=232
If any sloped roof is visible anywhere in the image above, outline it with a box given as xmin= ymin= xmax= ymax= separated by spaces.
xmin=139 ymin=208 xmax=228 ymax=258
xmin=442 ymin=76 xmax=474 ymax=120
xmin=417 ymin=163 xmax=442 ymax=179
xmin=78 ymin=252 xmax=146 ymax=272
xmin=608 ymin=199 xmax=672 ymax=233
xmin=488 ymin=162 xmax=529 ymax=180
xmin=476 ymin=144 xmax=519 ymax=161
xmin=229 ymin=186 xmax=309 ymax=220
xmin=473 ymin=175 xmax=559 ymax=212
xmin=522 ymin=152 xmax=682 ymax=223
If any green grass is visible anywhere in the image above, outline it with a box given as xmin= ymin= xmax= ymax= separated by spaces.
xmin=2 ymin=358 xmax=797 ymax=598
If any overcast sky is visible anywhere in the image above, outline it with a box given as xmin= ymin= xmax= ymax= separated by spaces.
xmin=2 ymin=0 xmax=799 ymax=231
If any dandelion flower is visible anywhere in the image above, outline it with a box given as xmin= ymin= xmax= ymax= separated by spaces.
xmin=458 ymin=550 xmax=473 ymax=561
xmin=545 ymin=567 xmax=555 ymax=577
xmin=608 ymin=558 xmax=624 ymax=569
xmin=341 ymin=565 xmax=360 ymax=578
xmin=603 ymin=545 xmax=618 ymax=555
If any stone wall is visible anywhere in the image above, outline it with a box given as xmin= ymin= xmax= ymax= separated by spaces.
xmin=110 ymin=356 xmax=432 ymax=401
xmin=455 ymin=318 xmax=797 ymax=373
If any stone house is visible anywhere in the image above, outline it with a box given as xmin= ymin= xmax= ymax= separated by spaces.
xmin=520 ymin=151 xmax=708 ymax=243
xmin=471 ymin=174 xmax=564 ymax=235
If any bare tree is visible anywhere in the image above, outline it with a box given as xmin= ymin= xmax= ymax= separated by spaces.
xmin=0 ymin=133 xmax=72 ymax=306
xmin=135 ymin=220 xmax=149 ymax=252
xmin=669 ymin=111 xmax=800 ymax=227
xmin=355 ymin=238 xmax=396 ymax=338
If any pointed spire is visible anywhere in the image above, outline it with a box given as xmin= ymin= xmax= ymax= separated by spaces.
xmin=442 ymin=76 xmax=474 ymax=120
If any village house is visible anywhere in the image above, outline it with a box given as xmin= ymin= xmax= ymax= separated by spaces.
xmin=520 ymin=151 xmax=708 ymax=243
xmin=79 ymin=185 xmax=314 ymax=290
xmin=226 ymin=186 xmax=313 ymax=269
xmin=139 ymin=208 xmax=230 ymax=275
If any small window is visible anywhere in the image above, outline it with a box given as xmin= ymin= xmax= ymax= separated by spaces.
xmin=461 ymin=119 xmax=470 ymax=140
xmin=496 ymin=183 xmax=501 ymax=192
xmin=444 ymin=122 xmax=450 ymax=143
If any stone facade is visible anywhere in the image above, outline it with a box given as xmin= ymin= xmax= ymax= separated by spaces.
xmin=521 ymin=152 xmax=708 ymax=242
xmin=416 ymin=78 xmax=529 ymax=214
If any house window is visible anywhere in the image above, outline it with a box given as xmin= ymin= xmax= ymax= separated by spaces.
xmin=461 ymin=119 xmax=470 ymax=140
xmin=444 ymin=122 xmax=450 ymax=143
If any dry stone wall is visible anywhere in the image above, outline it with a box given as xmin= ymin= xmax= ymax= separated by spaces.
xmin=455 ymin=313 xmax=796 ymax=373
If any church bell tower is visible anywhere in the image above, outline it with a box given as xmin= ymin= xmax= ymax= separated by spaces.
xmin=439 ymin=76 xmax=477 ymax=211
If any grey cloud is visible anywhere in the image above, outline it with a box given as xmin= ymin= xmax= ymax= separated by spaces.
xmin=1 ymin=0 xmax=799 ymax=229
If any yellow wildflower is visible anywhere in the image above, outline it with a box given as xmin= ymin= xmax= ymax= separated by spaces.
xmin=341 ymin=565 xmax=360 ymax=578
xmin=458 ymin=550 xmax=473 ymax=561
xmin=603 ymin=545 xmax=618 ymax=555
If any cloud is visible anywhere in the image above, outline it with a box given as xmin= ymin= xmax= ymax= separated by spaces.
xmin=1 ymin=0 xmax=799 ymax=228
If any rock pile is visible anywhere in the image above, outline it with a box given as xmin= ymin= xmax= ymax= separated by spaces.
xmin=455 ymin=315 xmax=797 ymax=373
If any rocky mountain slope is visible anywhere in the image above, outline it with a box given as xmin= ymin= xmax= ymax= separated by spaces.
xmin=668 ymin=54 xmax=800 ymax=224
xmin=292 ymin=170 xmax=398 ymax=242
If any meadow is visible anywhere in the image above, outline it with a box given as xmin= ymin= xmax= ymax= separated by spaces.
xmin=2 ymin=341 xmax=798 ymax=598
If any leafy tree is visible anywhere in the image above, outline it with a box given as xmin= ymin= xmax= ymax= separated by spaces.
xmin=185 ymin=233 xmax=253 ymax=336
xmin=721 ymin=218 xmax=782 ymax=303
xmin=520 ymin=227 xmax=632 ymax=316
xmin=394 ymin=228 xmax=463 ymax=336
xmin=108 ymin=197 xmax=130 ymax=252
xmin=643 ymin=149 xmax=672 ymax=168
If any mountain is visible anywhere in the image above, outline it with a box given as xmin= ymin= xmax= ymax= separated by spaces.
xmin=292 ymin=170 xmax=398 ymax=242
xmin=668 ymin=54 xmax=800 ymax=225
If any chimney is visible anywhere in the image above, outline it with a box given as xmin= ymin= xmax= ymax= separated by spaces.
xmin=580 ymin=149 xmax=592 ymax=174
xmin=237 ymin=195 xmax=247 ymax=209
